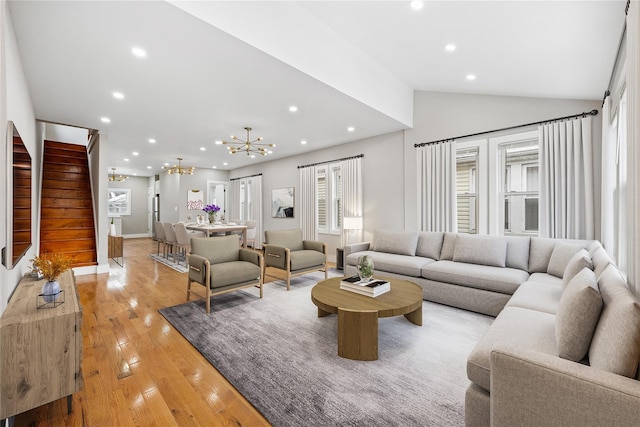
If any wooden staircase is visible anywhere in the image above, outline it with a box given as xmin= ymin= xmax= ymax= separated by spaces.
xmin=40 ymin=140 xmax=97 ymax=267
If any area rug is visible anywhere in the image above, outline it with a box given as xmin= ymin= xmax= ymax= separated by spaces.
xmin=148 ymin=253 xmax=188 ymax=273
xmin=159 ymin=271 xmax=493 ymax=426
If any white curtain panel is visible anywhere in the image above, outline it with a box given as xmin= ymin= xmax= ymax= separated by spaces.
xmin=416 ymin=141 xmax=457 ymax=232
xmin=248 ymin=175 xmax=263 ymax=249
xmin=626 ymin=1 xmax=640 ymax=294
xmin=341 ymin=157 xmax=363 ymax=247
xmin=299 ymin=166 xmax=317 ymax=241
xmin=600 ymin=97 xmax=616 ymax=254
xmin=228 ymin=179 xmax=241 ymax=221
xmin=539 ymin=116 xmax=594 ymax=240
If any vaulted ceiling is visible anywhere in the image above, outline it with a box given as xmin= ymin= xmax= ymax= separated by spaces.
xmin=8 ymin=1 xmax=626 ymax=177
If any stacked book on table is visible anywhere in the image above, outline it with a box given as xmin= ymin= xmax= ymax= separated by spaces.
xmin=340 ymin=275 xmax=390 ymax=297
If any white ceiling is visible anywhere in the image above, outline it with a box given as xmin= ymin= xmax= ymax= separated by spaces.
xmin=8 ymin=1 xmax=626 ymax=177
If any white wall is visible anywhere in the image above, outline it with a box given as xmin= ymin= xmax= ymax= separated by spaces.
xmin=108 ymin=176 xmax=151 ymax=236
xmin=1 ymin=2 xmax=39 ymax=312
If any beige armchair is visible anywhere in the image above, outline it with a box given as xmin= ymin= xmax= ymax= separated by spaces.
xmin=187 ymin=235 xmax=264 ymax=313
xmin=263 ymin=229 xmax=327 ymax=291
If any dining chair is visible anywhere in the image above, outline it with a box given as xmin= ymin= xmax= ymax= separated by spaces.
xmin=245 ymin=220 xmax=258 ymax=248
xmin=174 ymin=223 xmax=206 ymax=266
xmin=154 ymin=221 xmax=167 ymax=257
xmin=163 ymin=222 xmax=178 ymax=262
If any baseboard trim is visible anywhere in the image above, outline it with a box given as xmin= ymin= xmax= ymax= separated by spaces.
xmin=122 ymin=233 xmax=150 ymax=239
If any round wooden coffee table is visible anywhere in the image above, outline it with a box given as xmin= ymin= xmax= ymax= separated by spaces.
xmin=311 ymin=276 xmax=423 ymax=361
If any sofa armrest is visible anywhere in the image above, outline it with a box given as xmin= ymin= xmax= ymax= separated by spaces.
xmin=303 ymin=240 xmax=326 ymax=254
xmin=263 ymin=244 xmax=289 ymax=270
xmin=490 ymin=344 xmax=640 ymax=427
xmin=344 ymin=242 xmax=371 ymax=258
xmin=239 ymin=248 xmax=263 ymax=268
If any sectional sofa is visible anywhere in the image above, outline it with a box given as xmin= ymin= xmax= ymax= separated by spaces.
xmin=344 ymin=230 xmax=640 ymax=426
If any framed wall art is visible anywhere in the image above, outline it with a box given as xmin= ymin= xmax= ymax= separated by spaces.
xmin=272 ymin=187 xmax=294 ymax=218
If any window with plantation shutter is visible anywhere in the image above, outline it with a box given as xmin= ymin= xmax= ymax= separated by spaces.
xmin=317 ymin=167 xmax=327 ymax=233
xmin=315 ymin=163 xmax=341 ymax=235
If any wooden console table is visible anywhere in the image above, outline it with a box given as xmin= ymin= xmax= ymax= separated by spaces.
xmin=108 ymin=235 xmax=124 ymax=266
xmin=0 ymin=270 xmax=83 ymax=421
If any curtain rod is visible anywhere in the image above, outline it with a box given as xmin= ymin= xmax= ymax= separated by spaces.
xmin=414 ymin=109 xmax=598 ymax=148
xmin=297 ymin=153 xmax=364 ymax=169
xmin=230 ymin=172 xmax=262 ymax=181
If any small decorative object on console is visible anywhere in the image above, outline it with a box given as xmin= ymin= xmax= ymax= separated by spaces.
xmin=31 ymin=252 xmax=72 ymax=304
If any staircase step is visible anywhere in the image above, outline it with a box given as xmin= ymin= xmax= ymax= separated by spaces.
xmin=41 ymin=141 xmax=97 ymax=265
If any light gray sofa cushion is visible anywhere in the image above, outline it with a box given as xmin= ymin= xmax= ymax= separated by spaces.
xmin=416 ymin=231 xmax=444 ymax=260
xmin=439 ymin=232 xmax=457 ymax=260
xmin=589 ymin=264 xmax=640 ymax=378
xmin=588 ymin=240 xmax=603 ymax=257
xmin=210 ymin=261 xmax=260 ymax=288
xmin=592 ymin=246 xmax=613 ymax=280
xmin=422 ymin=260 xmax=529 ymax=294
xmin=527 ymin=272 xmax=563 ymax=286
xmin=373 ymin=230 xmax=419 ymax=256
xmin=467 ymin=307 xmax=556 ymax=392
xmin=528 ymin=237 xmax=557 ymax=273
xmin=191 ymin=235 xmax=239 ymax=264
xmin=505 ymin=280 xmax=562 ymax=315
xmin=556 ymin=268 xmax=602 ymax=361
xmin=346 ymin=250 xmax=434 ymax=277
xmin=547 ymin=242 xmax=583 ymax=277
xmin=561 ymin=248 xmax=592 ymax=289
xmin=452 ymin=234 xmax=507 ymax=268
xmin=504 ymin=236 xmax=530 ymax=271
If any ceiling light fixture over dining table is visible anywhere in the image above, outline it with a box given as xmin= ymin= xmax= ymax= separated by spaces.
xmin=222 ymin=127 xmax=275 ymax=156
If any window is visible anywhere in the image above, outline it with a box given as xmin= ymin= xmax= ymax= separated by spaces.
xmin=456 ymin=147 xmax=479 ymax=233
xmin=235 ymin=178 xmax=253 ymax=222
xmin=500 ymin=141 xmax=539 ymax=235
xmin=613 ymin=89 xmax=627 ymax=275
xmin=316 ymin=163 xmax=342 ymax=234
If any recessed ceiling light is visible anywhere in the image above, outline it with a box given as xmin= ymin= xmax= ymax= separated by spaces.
xmin=410 ymin=1 xmax=424 ymax=10
xmin=445 ymin=44 xmax=456 ymax=52
xmin=212 ymin=166 xmax=217 ymax=169
xmin=133 ymin=173 xmax=138 ymax=176
xmin=100 ymin=117 xmax=111 ymax=123
xmin=301 ymin=140 xmax=307 ymax=145
xmin=112 ymin=92 xmax=125 ymax=100
xmin=164 ymin=162 xmax=170 ymax=166
xmin=200 ymin=147 xmax=206 ymax=151
xmin=131 ymin=47 xmax=146 ymax=58
xmin=223 ymin=162 xmax=228 ymax=166
xmin=251 ymin=155 xmax=256 ymax=159
xmin=466 ymin=74 xmax=477 ymax=81
xmin=289 ymin=105 xmax=298 ymax=112
xmin=124 ymin=158 xmax=130 ymax=162
xmin=147 ymin=166 xmax=152 ymax=169
xmin=132 ymin=151 xmax=139 ymax=156
xmin=215 ymin=140 xmax=223 ymax=145
xmin=148 ymin=138 xmax=156 ymax=143
xmin=268 ymin=150 xmax=273 ymax=154
xmin=347 ymin=126 xmax=355 ymax=132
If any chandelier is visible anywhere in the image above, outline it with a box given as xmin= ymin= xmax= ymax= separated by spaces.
xmin=222 ymin=127 xmax=275 ymax=156
xmin=163 ymin=157 xmax=195 ymax=175
xmin=109 ymin=168 xmax=129 ymax=182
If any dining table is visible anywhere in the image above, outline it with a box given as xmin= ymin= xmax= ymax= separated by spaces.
xmin=186 ymin=223 xmax=248 ymax=247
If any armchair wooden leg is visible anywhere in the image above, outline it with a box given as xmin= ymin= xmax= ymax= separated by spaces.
xmin=324 ymin=265 xmax=328 ymax=280
xmin=286 ymin=271 xmax=291 ymax=291
xmin=186 ymin=278 xmax=191 ymax=302
xmin=206 ymin=285 xmax=211 ymax=314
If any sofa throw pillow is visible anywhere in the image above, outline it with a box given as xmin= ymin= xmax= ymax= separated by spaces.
xmin=372 ymin=230 xmax=419 ymax=256
xmin=591 ymin=246 xmax=613 ymax=280
xmin=556 ymin=268 xmax=602 ymax=361
xmin=547 ymin=242 xmax=583 ymax=278
xmin=416 ymin=231 xmax=444 ymax=260
xmin=505 ymin=236 xmax=531 ymax=271
xmin=588 ymin=240 xmax=602 ymax=258
xmin=528 ymin=237 xmax=557 ymax=273
xmin=589 ymin=265 xmax=640 ymax=378
xmin=452 ymin=234 xmax=507 ymax=268
xmin=439 ymin=233 xmax=457 ymax=260
xmin=561 ymin=249 xmax=592 ymax=290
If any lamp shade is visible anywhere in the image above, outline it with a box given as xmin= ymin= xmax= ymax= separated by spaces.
xmin=343 ymin=217 xmax=363 ymax=230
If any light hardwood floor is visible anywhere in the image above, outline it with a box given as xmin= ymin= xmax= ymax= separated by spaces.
xmin=14 ymin=238 xmax=283 ymax=427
